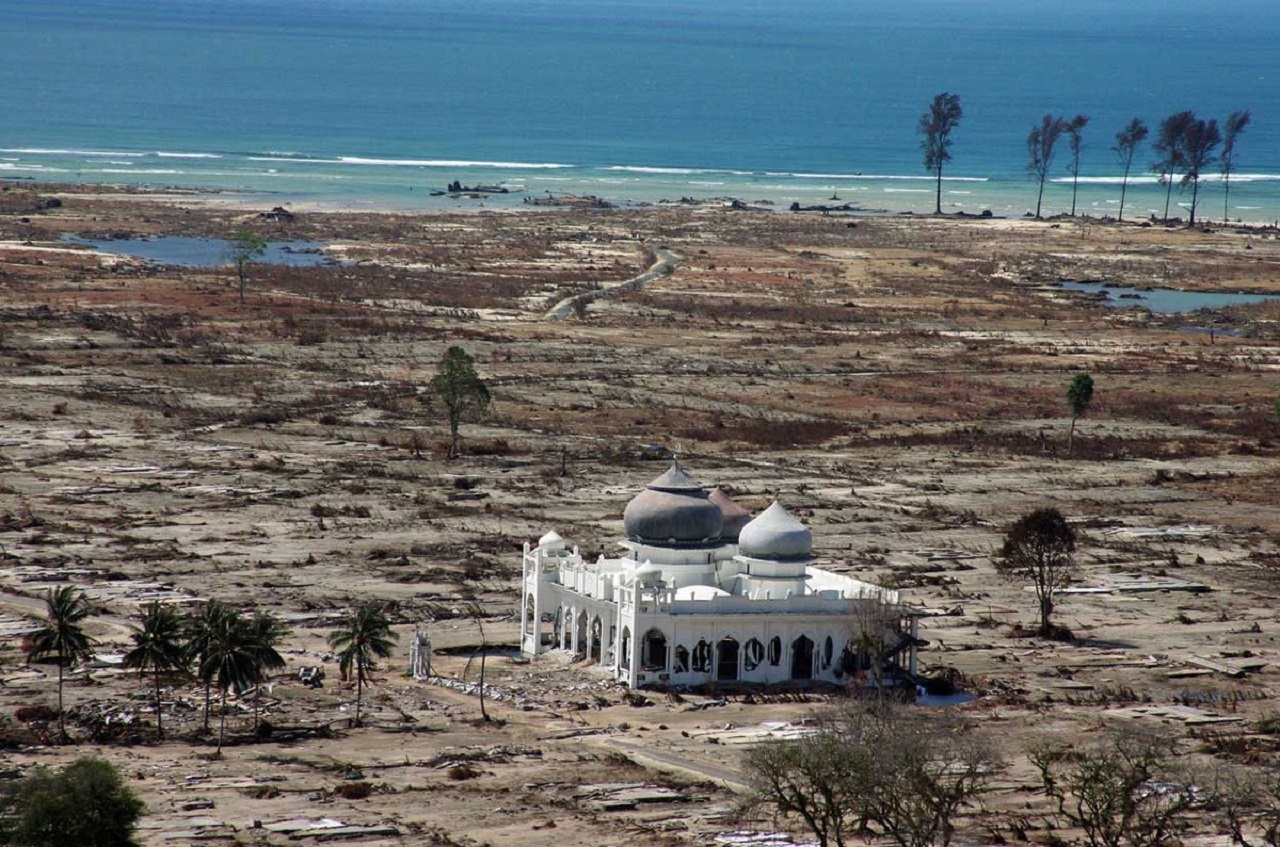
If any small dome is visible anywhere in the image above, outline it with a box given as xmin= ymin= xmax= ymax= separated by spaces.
xmin=739 ymin=501 xmax=812 ymax=560
xmin=538 ymin=530 xmax=566 ymax=551
xmin=709 ymin=488 xmax=751 ymax=541
xmin=674 ymin=585 xmax=730 ymax=601
xmin=623 ymin=462 xmax=723 ymax=546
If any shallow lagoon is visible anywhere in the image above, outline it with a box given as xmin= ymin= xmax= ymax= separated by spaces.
xmin=62 ymin=234 xmax=334 ymax=268
xmin=1057 ymin=280 xmax=1280 ymax=314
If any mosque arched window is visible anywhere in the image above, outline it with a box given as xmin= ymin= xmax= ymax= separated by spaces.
xmin=768 ymin=637 xmax=782 ymax=666
xmin=743 ymin=638 xmax=765 ymax=671
xmin=692 ymin=640 xmax=712 ymax=673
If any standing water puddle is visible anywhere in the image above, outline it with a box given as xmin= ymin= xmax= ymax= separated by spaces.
xmin=61 ymin=234 xmax=336 ymax=267
xmin=1057 ymin=280 xmax=1279 ymax=314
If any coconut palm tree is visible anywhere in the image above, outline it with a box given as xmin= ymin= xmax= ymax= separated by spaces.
xmin=245 ymin=610 xmax=289 ymax=733
xmin=122 ymin=602 xmax=188 ymax=740
xmin=25 ymin=586 xmax=97 ymax=740
xmin=185 ymin=599 xmax=232 ymax=734
xmin=197 ymin=607 xmax=258 ymax=754
xmin=327 ymin=601 xmax=398 ymax=727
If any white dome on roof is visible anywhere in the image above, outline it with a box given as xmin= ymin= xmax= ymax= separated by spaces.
xmin=633 ymin=560 xmax=664 ymax=586
xmin=739 ymin=501 xmax=812 ymax=561
xmin=538 ymin=530 xmax=566 ymax=551
xmin=674 ymin=584 xmax=730 ymax=601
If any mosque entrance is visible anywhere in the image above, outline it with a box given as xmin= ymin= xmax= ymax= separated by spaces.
xmin=716 ymin=638 xmax=740 ymax=681
xmin=575 ymin=610 xmax=588 ymax=659
xmin=790 ymin=635 xmax=814 ymax=680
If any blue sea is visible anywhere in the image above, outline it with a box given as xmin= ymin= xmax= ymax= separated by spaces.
xmin=4 ymin=0 xmax=1279 ymax=220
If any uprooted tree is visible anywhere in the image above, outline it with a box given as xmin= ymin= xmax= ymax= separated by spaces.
xmin=995 ymin=507 xmax=1076 ymax=638
xmin=743 ymin=701 xmax=1000 ymax=847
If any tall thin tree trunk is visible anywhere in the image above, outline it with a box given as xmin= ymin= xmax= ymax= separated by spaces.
xmin=448 ymin=417 xmax=459 ymax=460
xmin=155 ymin=669 xmax=164 ymax=740
xmin=1190 ymin=179 xmax=1200 ymax=226
xmin=934 ymin=166 xmax=943 ymax=215
xmin=203 ymin=681 xmax=212 ymax=733
xmin=1068 ymin=415 xmax=1077 ymax=458
xmin=1118 ymin=165 xmax=1131 ymax=222
xmin=218 ymin=693 xmax=227 ymax=754
xmin=1224 ymin=172 xmax=1231 ymax=223
xmin=477 ymin=617 xmax=489 ymax=722
xmin=355 ymin=664 xmax=364 ymax=726
xmin=57 ymin=656 xmax=66 ymax=741
xmin=1035 ymin=176 xmax=1047 ymax=219
xmin=1071 ymin=172 xmax=1079 ymax=216
xmin=1163 ymin=176 xmax=1175 ymax=224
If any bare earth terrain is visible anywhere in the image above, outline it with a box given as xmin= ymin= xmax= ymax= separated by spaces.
xmin=3 ymin=183 xmax=1280 ymax=846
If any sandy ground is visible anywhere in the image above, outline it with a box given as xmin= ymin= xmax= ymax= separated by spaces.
xmin=2 ymin=183 xmax=1280 ymax=845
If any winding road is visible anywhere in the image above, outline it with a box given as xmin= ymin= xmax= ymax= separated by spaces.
xmin=544 ymin=246 xmax=680 ymax=321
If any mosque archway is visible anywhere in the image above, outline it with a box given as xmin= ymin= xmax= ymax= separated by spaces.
xmin=641 ymin=629 xmax=668 ymax=672
xmin=590 ymin=616 xmax=604 ymax=663
xmin=716 ymin=638 xmax=740 ymax=681
xmin=692 ymin=640 xmax=712 ymax=673
xmin=791 ymin=635 xmax=814 ymax=680
xmin=575 ymin=610 xmax=588 ymax=659
xmin=619 ymin=627 xmax=632 ymax=670
xmin=523 ymin=594 xmax=535 ymax=636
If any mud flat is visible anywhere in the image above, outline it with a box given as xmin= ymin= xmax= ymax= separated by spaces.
xmin=3 ymin=184 xmax=1280 ymax=845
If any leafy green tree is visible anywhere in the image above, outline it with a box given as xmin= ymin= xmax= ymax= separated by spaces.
xmin=1179 ymin=115 xmax=1221 ymax=226
xmin=1153 ymin=111 xmax=1194 ymax=224
xmin=244 ymin=610 xmax=289 ymax=732
xmin=1067 ymin=372 xmax=1095 ymax=456
xmin=196 ymin=606 xmax=257 ymax=753
xmin=0 ymin=757 xmax=144 ymax=847
xmin=122 ymin=602 xmax=187 ymax=740
xmin=184 ymin=599 xmax=233 ymax=734
xmin=429 ymin=345 xmax=491 ymax=459
xmin=996 ymin=508 xmax=1077 ymax=637
xmin=25 ymin=586 xmax=97 ymax=740
xmin=1065 ymin=114 xmax=1090 ymax=217
xmin=327 ymin=601 xmax=398 ymax=727
xmin=1112 ymin=118 xmax=1149 ymax=222
xmin=919 ymin=93 xmax=963 ymax=216
xmin=1028 ymin=114 xmax=1069 ymax=219
xmin=1221 ymin=109 xmax=1252 ymax=224
xmin=225 ymin=230 xmax=267 ymax=304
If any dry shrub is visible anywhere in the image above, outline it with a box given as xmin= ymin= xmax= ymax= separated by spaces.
xmin=332 ymin=781 xmax=373 ymax=800
xmin=682 ymin=416 xmax=851 ymax=448
xmin=447 ymin=763 xmax=482 ymax=781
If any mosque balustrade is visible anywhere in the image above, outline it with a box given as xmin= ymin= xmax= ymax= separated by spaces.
xmin=664 ymin=595 xmax=878 ymax=615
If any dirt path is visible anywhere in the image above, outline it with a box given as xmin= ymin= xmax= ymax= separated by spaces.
xmin=544 ymin=246 xmax=680 ymax=320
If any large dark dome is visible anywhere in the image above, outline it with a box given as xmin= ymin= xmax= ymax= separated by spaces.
xmin=709 ymin=488 xmax=751 ymax=541
xmin=623 ymin=463 xmax=724 ymax=546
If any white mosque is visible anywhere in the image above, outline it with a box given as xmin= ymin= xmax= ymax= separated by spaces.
xmin=520 ymin=461 xmax=919 ymax=689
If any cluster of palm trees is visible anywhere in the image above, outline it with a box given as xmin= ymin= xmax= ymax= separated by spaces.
xmin=25 ymin=587 xmax=398 ymax=751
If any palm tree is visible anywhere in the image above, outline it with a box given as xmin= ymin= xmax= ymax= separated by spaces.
xmin=185 ymin=599 xmax=232 ymax=734
xmin=122 ymin=602 xmax=188 ymax=740
xmin=245 ymin=611 xmax=289 ymax=733
xmin=25 ymin=586 xmax=97 ymax=740
xmin=197 ymin=607 xmax=258 ymax=754
xmin=327 ymin=601 xmax=398 ymax=727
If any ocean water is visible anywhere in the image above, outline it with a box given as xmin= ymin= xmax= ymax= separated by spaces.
xmin=3 ymin=0 xmax=1279 ymax=220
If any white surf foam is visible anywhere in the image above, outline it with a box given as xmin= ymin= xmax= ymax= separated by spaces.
xmin=338 ymin=156 xmax=571 ymax=169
